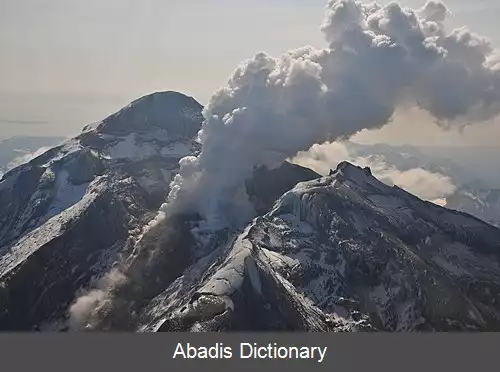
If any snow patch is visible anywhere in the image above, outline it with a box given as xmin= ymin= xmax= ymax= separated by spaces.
xmin=44 ymin=170 xmax=90 ymax=220
xmin=199 ymin=225 xmax=254 ymax=296
xmin=0 ymin=177 xmax=107 ymax=278
xmin=106 ymin=134 xmax=157 ymax=160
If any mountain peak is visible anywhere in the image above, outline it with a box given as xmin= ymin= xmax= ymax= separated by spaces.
xmin=329 ymin=161 xmax=375 ymax=186
xmin=93 ymin=91 xmax=204 ymax=138
xmin=129 ymin=91 xmax=199 ymax=106
xmin=140 ymin=154 xmax=500 ymax=332
xmin=335 ymin=161 xmax=371 ymax=175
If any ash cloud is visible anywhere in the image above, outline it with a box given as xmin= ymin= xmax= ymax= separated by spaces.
xmin=166 ymin=0 xmax=500 ymax=228
xmin=68 ymin=268 xmax=128 ymax=330
xmin=68 ymin=0 xmax=500 ymax=329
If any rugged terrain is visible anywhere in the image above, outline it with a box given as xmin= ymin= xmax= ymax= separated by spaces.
xmin=0 ymin=91 xmax=203 ymax=330
xmin=138 ymin=162 xmax=500 ymax=332
xmin=1 ymin=91 xmax=500 ymax=332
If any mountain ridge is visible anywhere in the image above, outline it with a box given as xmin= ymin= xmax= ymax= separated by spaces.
xmin=1 ymin=91 xmax=500 ymax=332
xmin=139 ymin=161 xmax=500 ymax=332
xmin=0 ymin=91 xmax=204 ymax=330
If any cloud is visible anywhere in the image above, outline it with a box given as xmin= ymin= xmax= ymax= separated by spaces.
xmin=292 ymin=142 xmax=351 ymax=176
xmin=166 ymin=0 xmax=500 ymax=228
xmin=291 ymin=141 xmax=457 ymax=202
xmin=5 ymin=146 xmax=52 ymax=171
xmin=366 ymin=162 xmax=457 ymax=201
xmin=385 ymin=167 xmax=456 ymax=200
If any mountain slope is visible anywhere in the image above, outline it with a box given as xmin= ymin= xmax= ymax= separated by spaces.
xmin=0 ymin=91 xmax=322 ymax=332
xmin=0 ymin=91 xmax=204 ymax=330
xmin=0 ymin=136 xmax=65 ymax=177
xmin=2 ymin=91 xmax=500 ymax=332
xmin=139 ymin=162 xmax=500 ymax=332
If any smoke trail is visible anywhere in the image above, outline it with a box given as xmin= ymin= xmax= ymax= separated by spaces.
xmin=165 ymin=0 xmax=500 ymax=228
xmin=68 ymin=0 xmax=500 ymax=330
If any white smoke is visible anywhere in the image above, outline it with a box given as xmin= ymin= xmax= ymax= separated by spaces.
xmin=68 ymin=268 xmax=127 ymax=330
xmin=291 ymin=141 xmax=457 ymax=202
xmin=165 ymin=0 xmax=500 ymax=228
xmin=358 ymin=159 xmax=457 ymax=203
xmin=68 ymin=0 xmax=500 ymax=329
xmin=291 ymin=141 xmax=351 ymax=176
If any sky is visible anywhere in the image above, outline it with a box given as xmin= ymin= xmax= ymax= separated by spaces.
xmin=1 ymin=0 xmax=500 ymax=145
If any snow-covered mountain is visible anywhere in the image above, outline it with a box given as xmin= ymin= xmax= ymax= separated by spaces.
xmin=0 ymin=91 xmax=204 ymax=330
xmin=1 ymin=91 xmax=500 ymax=332
xmin=320 ymin=142 xmax=500 ymax=228
xmin=137 ymin=162 xmax=500 ymax=332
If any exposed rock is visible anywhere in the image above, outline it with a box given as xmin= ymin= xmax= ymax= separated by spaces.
xmin=139 ymin=162 xmax=500 ymax=332
xmin=0 ymin=91 xmax=204 ymax=330
xmin=66 ymin=149 xmax=105 ymax=185
xmin=2 ymin=92 xmax=500 ymax=333
xmin=246 ymin=162 xmax=321 ymax=215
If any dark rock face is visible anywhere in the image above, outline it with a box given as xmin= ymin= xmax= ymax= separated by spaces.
xmin=0 ymin=164 xmax=50 ymax=247
xmin=77 ymin=162 xmax=325 ymax=332
xmin=138 ymin=227 xmax=333 ymax=332
xmin=246 ymin=162 xmax=321 ymax=215
xmin=138 ymin=163 xmax=500 ymax=332
xmin=0 ymin=178 xmax=147 ymax=330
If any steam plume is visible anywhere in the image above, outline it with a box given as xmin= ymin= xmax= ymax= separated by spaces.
xmin=166 ymin=0 xmax=500 ymax=228
xmin=69 ymin=0 xmax=500 ymax=329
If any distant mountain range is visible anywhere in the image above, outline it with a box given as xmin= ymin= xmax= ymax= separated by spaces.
xmin=0 ymin=136 xmax=65 ymax=177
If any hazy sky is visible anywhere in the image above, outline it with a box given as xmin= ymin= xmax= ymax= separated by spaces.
xmin=2 ymin=0 xmax=500 ymax=144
